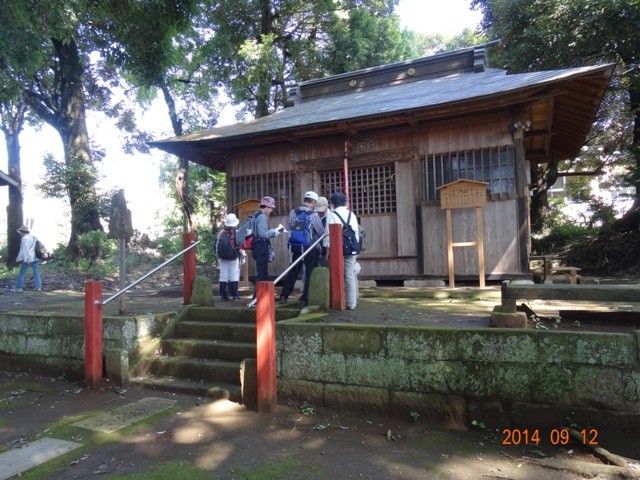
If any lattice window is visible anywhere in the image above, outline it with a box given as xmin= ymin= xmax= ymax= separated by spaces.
xmin=229 ymin=172 xmax=295 ymax=215
xmin=421 ymin=147 xmax=515 ymax=202
xmin=320 ymin=164 xmax=396 ymax=215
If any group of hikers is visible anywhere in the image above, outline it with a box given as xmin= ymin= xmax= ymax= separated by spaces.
xmin=10 ymin=191 xmax=362 ymax=308
xmin=215 ymin=191 xmax=361 ymax=310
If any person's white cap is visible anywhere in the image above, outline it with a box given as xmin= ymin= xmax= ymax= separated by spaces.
xmin=304 ymin=191 xmax=319 ymax=202
xmin=224 ymin=213 xmax=240 ymax=227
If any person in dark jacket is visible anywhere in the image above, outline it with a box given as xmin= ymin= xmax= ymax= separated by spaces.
xmin=250 ymin=196 xmax=284 ymax=299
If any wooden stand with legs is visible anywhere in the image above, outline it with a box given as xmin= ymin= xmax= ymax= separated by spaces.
xmin=438 ymin=180 xmax=487 ymax=288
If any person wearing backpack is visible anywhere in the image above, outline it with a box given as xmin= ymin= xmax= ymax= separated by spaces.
xmin=249 ymin=196 xmax=284 ymax=299
xmin=326 ymin=191 xmax=359 ymax=310
xmin=13 ymin=225 xmax=43 ymax=292
xmin=215 ymin=213 xmax=244 ymax=301
xmin=278 ymin=191 xmax=325 ymax=307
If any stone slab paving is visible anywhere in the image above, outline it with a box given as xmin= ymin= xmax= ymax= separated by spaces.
xmin=0 ymin=397 xmax=176 ymax=478
xmin=72 ymin=397 xmax=176 ymax=433
xmin=0 ymin=437 xmax=83 ymax=480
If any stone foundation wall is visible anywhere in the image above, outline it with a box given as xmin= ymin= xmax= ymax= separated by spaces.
xmin=277 ymin=322 xmax=640 ymax=429
xmin=0 ymin=311 xmax=177 ymax=380
xmin=2 ymin=308 xmax=639 ymax=429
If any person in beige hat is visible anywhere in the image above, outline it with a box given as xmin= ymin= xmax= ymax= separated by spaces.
xmin=14 ymin=225 xmax=43 ymax=292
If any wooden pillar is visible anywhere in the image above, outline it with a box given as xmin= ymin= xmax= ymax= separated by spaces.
xmin=84 ymin=281 xmax=103 ymax=388
xmin=256 ymin=281 xmax=276 ymax=413
xmin=446 ymin=209 xmax=455 ymax=288
xmin=476 ymin=206 xmax=485 ymax=288
xmin=344 ymin=140 xmax=351 ymax=207
xmin=183 ymin=232 xmax=197 ymax=304
xmin=329 ymin=223 xmax=345 ymax=310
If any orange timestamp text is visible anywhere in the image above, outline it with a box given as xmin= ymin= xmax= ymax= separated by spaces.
xmin=502 ymin=428 xmax=598 ymax=446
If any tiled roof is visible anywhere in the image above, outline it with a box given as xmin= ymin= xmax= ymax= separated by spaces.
xmin=154 ymin=65 xmax=608 ymax=143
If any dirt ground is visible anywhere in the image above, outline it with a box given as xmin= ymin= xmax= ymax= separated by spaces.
xmin=2 ymin=371 xmax=640 ymax=480
xmin=3 ymin=280 xmax=640 ymax=478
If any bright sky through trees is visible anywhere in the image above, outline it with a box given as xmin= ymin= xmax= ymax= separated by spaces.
xmin=396 ymin=0 xmax=481 ymax=34
xmin=1 ymin=1 xmax=481 ymax=248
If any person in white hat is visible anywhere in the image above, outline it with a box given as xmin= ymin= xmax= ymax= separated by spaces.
xmin=278 ymin=191 xmax=325 ymax=307
xmin=14 ymin=225 xmax=43 ymax=292
xmin=215 ymin=213 xmax=244 ymax=301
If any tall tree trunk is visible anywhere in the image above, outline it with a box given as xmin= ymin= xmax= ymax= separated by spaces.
xmin=160 ymin=82 xmax=196 ymax=232
xmin=611 ymin=81 xmax=640 ymax=231
xmin=3 ymin=125 xmax=24 ymax=266
xmin=52 ymin=38 xmax=103 ymax=257
xmin=530 ymin=162 xmax=559 ymax=233
xmin=24 ymin=36 xmax=103 ymax=258
xmin=254 ymin=0 xmax=272 ymax=119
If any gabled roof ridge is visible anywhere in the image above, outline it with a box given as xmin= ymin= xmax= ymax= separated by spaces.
xmin=290 ymin=42 xmax=499 ymax=105
xmin=298 ymin=44 xmax=482 ymax=87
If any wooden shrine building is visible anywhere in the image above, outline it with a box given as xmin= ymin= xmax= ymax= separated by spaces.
xmin=151 ymin=44 xmax=614 ymax=284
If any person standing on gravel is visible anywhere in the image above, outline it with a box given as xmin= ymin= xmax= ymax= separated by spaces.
xmin=278 ymin=191 xmax=324 ymax=307
xmin=215 ymin=213 xmax=244 ymax=302
xmin=250 ymin=196 xmax=284 ymax=299
xmin=326 ymin=192 xmax=359 ymax=310
xmin=14 ymin=225 xmax=43 ymax=292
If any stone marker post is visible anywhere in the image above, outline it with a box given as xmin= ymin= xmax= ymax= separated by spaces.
xmin=108 ymin=190 xmax=133 ymax=314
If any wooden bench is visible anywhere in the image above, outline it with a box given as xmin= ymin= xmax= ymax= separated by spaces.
xmin=499 ymin=280 xmax=640 ymax=314
xmin=549 ymin=266 xmax=581 ymax=284
xmin=530 ymin=254 xmax=563 ymax=279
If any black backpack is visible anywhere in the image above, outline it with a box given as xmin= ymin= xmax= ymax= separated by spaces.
xmin=35 ymin=239 xmax=48 ymax=260
xmin=289 ymin=208 xmax=313 ymax=248
xmin=333 ymin=211 xmax=361 ymax=256
xmin=216 ymin=227 xmax=238 ymax=260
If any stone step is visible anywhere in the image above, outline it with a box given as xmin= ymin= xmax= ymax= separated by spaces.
xmin=186 ymin=307 xmax=256 ymax=323
xmin=130 ymin=375 xmax=242 ymax=402
xmin=183 ymin=306 xmax=301 ymax=323
xmin=161 ymin=338 xmax=256 ymax=361
xmin=141 ymin=356 xmax=242 ymax=384
xmin=175 ymin=321 xmax=256 ymax=342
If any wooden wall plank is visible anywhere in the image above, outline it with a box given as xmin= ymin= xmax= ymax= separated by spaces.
xmin=395 ymin=160 xmax=417 ymax=257
xmin=421 ymin=199 xmax=520 ymax=276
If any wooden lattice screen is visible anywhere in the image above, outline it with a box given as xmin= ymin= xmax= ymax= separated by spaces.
xmin=320 ymin=164 xmax=396 ymax=216
xmin=229 ymin=172 xmax=295 ymax=215
xmin=421 ymin=147 xmax=515 ymax=202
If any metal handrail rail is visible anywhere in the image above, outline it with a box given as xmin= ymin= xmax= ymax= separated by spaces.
xmin=100 ymin=240 xmax=201 ymax=306
xmin=247 ymin=233 xmax=328 ymax=308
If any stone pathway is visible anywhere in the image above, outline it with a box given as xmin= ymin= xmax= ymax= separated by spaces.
xmin=0 ymin=396 xmax=175 ymax=477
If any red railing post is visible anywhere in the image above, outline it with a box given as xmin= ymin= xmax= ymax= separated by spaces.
xmin=84 ymin=281 xmax=103 ymax=388
xmin=256 ymin=281 xmax=276 ymax=413
xmin=329 ymin=223 xmax=345 ymax=310
xmin=183 ymin=232 xmax=197 ymax=304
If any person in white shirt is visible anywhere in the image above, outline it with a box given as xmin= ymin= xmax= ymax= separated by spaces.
xmin=14 ymin=225 xmax=43 ymax=292
xmin=326 ymin=191 xmax=359 ymax=310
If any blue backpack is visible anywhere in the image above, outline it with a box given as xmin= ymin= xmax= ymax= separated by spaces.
xmin=289 ymin=208 xmax=312 ymax=248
